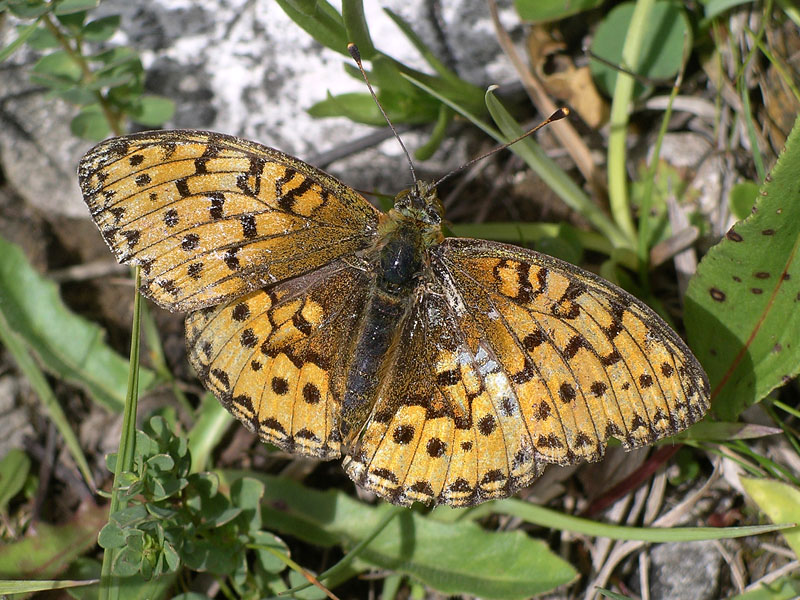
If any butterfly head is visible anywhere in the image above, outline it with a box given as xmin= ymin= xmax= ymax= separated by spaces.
xmin=387 ymin=181 xmax=445 ymax=247
xmin=392 ymin=181 xmax=442 ymax=224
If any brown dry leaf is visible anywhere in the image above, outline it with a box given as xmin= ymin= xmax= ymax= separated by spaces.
xmin=527 ymin=26 xmax=608 ymax=128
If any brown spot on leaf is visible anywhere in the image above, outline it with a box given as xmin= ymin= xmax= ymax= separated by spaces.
xmin=709 ymin=287 xmax=726 ymax=302
xmin=726 ymin=228 xmax=743 ymax=242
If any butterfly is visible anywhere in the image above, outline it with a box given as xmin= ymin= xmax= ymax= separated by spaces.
xmin=78 ymin=129 xmax=710 ymax=507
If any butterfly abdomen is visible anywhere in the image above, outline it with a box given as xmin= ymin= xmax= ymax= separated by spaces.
xmin=340 ymin=220 xmax=427 ymax=445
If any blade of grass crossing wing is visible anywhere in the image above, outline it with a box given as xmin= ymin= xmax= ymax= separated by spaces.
xmin=98 ymin=268 xmax=143 ymax=600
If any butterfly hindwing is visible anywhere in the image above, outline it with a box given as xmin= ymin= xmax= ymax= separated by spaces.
xmin=186 ymin=259 xmax=373 ymax=459
xmin=344 ymin=238 xmax=709 ymax=506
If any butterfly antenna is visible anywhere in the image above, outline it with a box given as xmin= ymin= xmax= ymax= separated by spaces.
xmin=347 ymin=43 xmax=418 ymax=185
xmin=432 ymin=106 xmax=569 ymax=189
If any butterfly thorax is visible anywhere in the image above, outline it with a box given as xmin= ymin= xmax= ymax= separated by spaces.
xmin=339 ymin=182 xmax=444 ymax=446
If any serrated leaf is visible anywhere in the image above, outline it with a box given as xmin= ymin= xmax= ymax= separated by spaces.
xmin=0 ymin=237 xmax=156 ymax=412
xmin=221 ymin=471 xmax=577 ymax=599
xmin=685 ymin=115 xmax=800 ymax=419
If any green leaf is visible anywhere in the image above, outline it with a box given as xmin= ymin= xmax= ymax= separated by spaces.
xmin=475 ymin=498 xmax=788 ymax=542
xmin=342 ymin=0 xmax=375 ymax=58
xmin=85 ymin=72 xmax=135 ymax=91
xmin=308 ymin=91 xmax=384 ymax=124
xmin=98 ymin=522 xmax=127 ymax=549
xmin=274 ymin=0 xmax=348 ymax=55
xmin=221 ymin=472 xmax=577 ymax=599
xmin=230 ymin=477 xmax=264 ymax=531
xmin=414 ymin=104 xmax=451 ymax=160
xmin=56 ymin=10 xmax=88 ymax=30
xmin=484 ymin=90 xmax=627 ymax=248
xmin=685 ymin=115 xmax=800 ymax=419
xmin=589 ymin=1 xmax=691 ymax=98
xmin=81 ymin=15 xmax=121 ymax=42
xmin=128 ymin=95 xmax=175 ymax=126
xmin=187 ymin=393 xmax=233 ymax=474
xmin=23 ymin=25 xmax=60 ymax=50
xmin=0 ymin=580 xmax=98 ymax=594
xmin=0 ymin=449 xmax=30 ymax=510
xmin=741 ymin=478 xmax=800 ymax=559
xmin=56 ymin=85 xmax=97 ymax=105
xmin=514 ymin=0 xmax=604 ymax=22
xmin=113 ymin=546 xmax=143 ymax=578
xmin=382 ymin=9 xmax=461 ymax=85
xmin=4 ymin=0 xmax=49 ymax=18
xmin=729 ymin=180 xmax=760 ymax=220
xmin=728 ymin=576 xmax=800 ymax=600
xmin=702 ymin=0 xmax=756 ymax=20
xmin=70 ymin=105 xmax=111 ymax=140
xmin=0 ymin=236 xmax=155 ymax=412
xmin=54 ymin=0 xmax=99 ymax=15
xmin=0 ymin=502 xmax=107 ymax=578
xmin=251 ymin=531 xmax=289 ymax=574
xmin=0 ymin=21 xmax=40 ymax=62
xmin=31 ymin=50 xmax=83 ymax=86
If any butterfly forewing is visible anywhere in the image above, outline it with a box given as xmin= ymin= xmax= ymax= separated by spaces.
xmin=78 ymin=130 xmax=380 ymax=312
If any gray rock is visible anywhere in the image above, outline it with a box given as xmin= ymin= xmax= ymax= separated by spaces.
xmin=0 ymin=0 xmax=517 ymax=219
xmin=647 ymin=540 xmax=722 ymax=600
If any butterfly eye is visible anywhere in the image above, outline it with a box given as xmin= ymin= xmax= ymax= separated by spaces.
xmin=393 ymin=184 xmax=443 ymax=226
